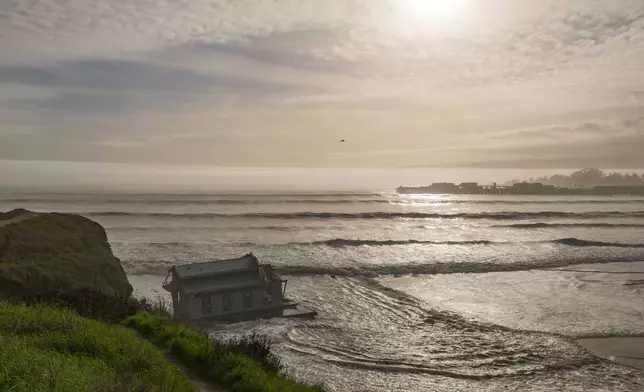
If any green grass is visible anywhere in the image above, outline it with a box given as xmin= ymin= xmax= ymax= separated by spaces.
xmin=1 ymin=208 xmax=325 ymax=391
xmin=0 ymin=301 xmax=197 ymax=392
xmin=9 ymin=286 xmax=171 ymax=324
xmin=124 ymin=312 xmax=325 ymax=392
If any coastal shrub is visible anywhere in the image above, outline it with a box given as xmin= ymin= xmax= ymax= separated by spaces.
xmin=221 ymin=333 xmax=284 ymax=374
xmin=124 ymin=312 xmax=325 ymax=392
xmin=0 ymin=208 xmax=30 ymax=221
xmin=5 ymin=286 xmax=170 ymax=323
xmin=0 ymin=301 xmax=196 ymax=392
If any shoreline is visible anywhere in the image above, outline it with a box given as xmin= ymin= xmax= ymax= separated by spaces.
xmin=129 ymin=262 xmax=644 ymax=377
xmin=577 ymin=337 xmax=644 ymax=371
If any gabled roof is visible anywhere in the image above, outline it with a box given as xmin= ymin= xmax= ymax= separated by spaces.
xmin=172 ymin=253 xmax=259 ymax=280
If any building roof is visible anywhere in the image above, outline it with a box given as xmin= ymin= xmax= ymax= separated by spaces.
xmin=180 ymin=273 xmax=263 ymax=294
xmin=172 ymin=253 xmax=258 ymax=280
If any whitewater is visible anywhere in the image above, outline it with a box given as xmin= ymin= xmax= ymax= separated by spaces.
xmin=2 ymin=192 xmax=643 ymax=391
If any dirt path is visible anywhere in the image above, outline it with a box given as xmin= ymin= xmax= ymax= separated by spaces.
xmin=163 ymin=353 xmax=226 ymax=392
xmin=126 ymin=328 xmax=224 ymax=392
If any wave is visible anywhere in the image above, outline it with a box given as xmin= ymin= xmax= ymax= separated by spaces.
xmin=115 ymin=237 xmax=644 ymax=250
xmin=306 ymin=354 xmax=597 ymax=379
xmin=7 ymin=198 xmax=391 ymax=205
xmin=299 ymin=237 xmax=644 ymax=248
xmin=124 ymin=251 xmax=644 ymax=277
xmin=84 ymin=210 xmax=644 ymax=220
xmin=106 ymin=225 xmax=335 ymax=232
xmin=212 ymin=199 xmax=391 ymax=205
xmin=7 ymin=195 xmax=644 ymax=206
xmin=624 ymin=280 xmax=644 ymax=287
xmin=497 ymin=222 xmax=644 ymax=229
xmin=263 ymin=256 xmax=644 ymax=278
xmin=552 ymin=238 xmax=644 ymax=248
xmin=307 ymin=239 xmax=496 ymax=247
xmin=398 ymin=199 xmax=644 ymax=205
xmin=0 ymin=193 xmax=383 ymax=204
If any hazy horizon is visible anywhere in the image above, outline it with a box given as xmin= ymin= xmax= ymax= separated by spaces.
xmin=1 ymin=161 xmax=643 ymax=193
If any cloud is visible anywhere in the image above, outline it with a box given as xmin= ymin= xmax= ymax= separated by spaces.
xmin=0 ymin=58 xmax=302 ymax=97
xmin=460 ymin=116 xmax=644 ymax=169
xmin=0 ymin=58 xmax=308 ymax=120
xmin=186 ymin=29 xmax=355 ymax=72
xmin=1 ymin=0 xmax=644 ymax=170
xmin=0 ymin=0 xmax=355 ymax=66
xmin=0 ymin=60 xmax=216 ymax=91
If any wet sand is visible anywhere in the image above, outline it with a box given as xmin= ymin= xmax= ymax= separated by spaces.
xmin=380 ymin=262 xmax=644 ymax=337
xmin=577 ymin=337 xmax=644 ymax=371
xmin=561 ymin=262 xmax=644 ymax=372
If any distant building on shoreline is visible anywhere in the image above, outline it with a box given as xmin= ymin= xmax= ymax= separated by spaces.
xmin=396 ymin=182 xmax=644 ymax=196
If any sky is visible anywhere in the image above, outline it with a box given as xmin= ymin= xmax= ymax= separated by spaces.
xmin=1 ymin=0 xmax=644 ymax=190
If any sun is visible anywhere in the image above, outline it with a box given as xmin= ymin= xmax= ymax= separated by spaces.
xmin=401 ymin=0 xmax=467 ymax=22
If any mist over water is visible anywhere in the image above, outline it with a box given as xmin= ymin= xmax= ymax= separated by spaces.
xmin=2 ymin=192 xmax=644 ymax=391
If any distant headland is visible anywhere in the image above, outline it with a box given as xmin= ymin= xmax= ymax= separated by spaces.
xmin=397 ymin=169 xmax=644 ymax=196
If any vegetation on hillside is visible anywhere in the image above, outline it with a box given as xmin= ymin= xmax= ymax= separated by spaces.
xmin=124 ymin=312 xmax=324 ymax=392
xmin=8 ymin=286 xmax=169 ymax=323
xmin=1 ymin=208 xmax=325 ymax=392
xmin=0 ymin=301 xmax=196 ymax=392
xmin=507 ymin=168 xmax=644 ymax=188
xmin=0 ymin=210 xmax=132 ymax=297
xmin=3 ymin=288 xmax=324 ymax=392
xmin=0 ymin=208 xmax=31 ymax=221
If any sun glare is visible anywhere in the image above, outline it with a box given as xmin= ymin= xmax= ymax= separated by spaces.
xmin=401 ymin=0 xmax=467 ymax=23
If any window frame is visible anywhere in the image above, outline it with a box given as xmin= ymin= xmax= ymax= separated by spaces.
xmin=243 ymin=291 xmax=253 ymax=309
xmin=201 ymin=295 xmax=212 ymax=315
xmin=222 ymin=292 xmax=232 ymax=312
xmin=263 ymin=288 xmax=273 ymax=305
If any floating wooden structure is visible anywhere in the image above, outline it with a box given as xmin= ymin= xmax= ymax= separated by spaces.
xmin=162 ymin=253 xmax=316 ymax=322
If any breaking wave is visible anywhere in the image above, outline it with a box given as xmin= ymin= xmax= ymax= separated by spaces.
xmin=306 ymin=239 xmax=496 ymax=247
xmin=124 ymin=253 xmax=644 ymax=278
xmin=84 ymin=210 xmax=644 ymax=220
xmin=552 ymin=238 xmax=644 ymax=248
xmin=8 ymin=196 xmax=644 ymax=206
xmin=0 ymin=193 xmax=384 ymax=204
xmin=395 ymin=199 xmax=644 ymax=205
xmin=296 ymin=237 xmax=644 ymax=248
xmin=496 ymin=222 xmax=644 ymax=229
xmin=274 ymin=256 xmax=644 ymax=277
xmin=106 ymin=225 xmax=335 ymax=232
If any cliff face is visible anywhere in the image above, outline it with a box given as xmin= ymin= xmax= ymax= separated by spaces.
xmin=0 ymin=209 xmax=132 ymax=298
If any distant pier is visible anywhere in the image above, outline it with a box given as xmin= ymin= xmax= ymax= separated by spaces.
xmin=396 ymin=182 xmax=644 ymax=196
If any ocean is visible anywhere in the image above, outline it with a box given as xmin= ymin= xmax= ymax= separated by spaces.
xmin=2 ymin=192 xmax=644 ymax=391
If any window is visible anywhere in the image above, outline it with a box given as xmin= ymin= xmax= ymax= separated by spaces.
xmin=201 ymin=295 xmax=212 ymax=315
xmin=222 ymin=292 xmax=232 ymax=312
xmin=263 ymin=289 xmax=272 ymax=305
xmin=243 ymin=291 xmax=253 ymax=308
